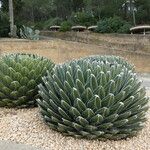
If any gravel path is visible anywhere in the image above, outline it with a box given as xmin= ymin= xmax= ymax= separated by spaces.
xmin=0 ymin=75 xmax=149 ymax=150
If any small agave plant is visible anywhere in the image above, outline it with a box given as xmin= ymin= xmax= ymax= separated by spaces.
xmin=20 ymin=25 xmax=40 ymax=40
xmin=0 ymin=53 xmax=54 ymax=108
xmin=37 ymin=56 xmax=149 ymax=140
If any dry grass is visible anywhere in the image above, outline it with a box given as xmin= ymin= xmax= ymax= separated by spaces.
xmin=0 ymin=38 xmax=150 ymax=73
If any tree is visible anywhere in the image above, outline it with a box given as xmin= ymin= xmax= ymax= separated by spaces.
xmin=9 ymin=0 xmax=17 ymax=37
xmin=135 ymin=0 xmax=150 ymax=24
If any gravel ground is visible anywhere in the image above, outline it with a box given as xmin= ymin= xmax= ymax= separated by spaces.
xmin=0 ymin=90 xmax=149 ymax=150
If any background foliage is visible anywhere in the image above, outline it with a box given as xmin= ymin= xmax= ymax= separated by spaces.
xmin=0 ymin=0 xmax=150 ymax=36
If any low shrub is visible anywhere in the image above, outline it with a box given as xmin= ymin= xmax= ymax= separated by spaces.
xmin=117 ymin=23 xmax=132 ymax=34
xmin=96 ymin=16 xmax=132 ymax=33
xmin=59 ymin=21 xmax=72 ymax=32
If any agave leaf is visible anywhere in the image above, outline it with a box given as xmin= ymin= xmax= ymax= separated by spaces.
xmin=58 ymin=123 xmax=73 ymax=131
xmin=2 ymin=76 xmax=13 ymax=87
xmin=76 ymin=79 xmax=85 ymax=94
xmin=75 ymin=98 xmax=86 ymax=111
xmin=82 ymin=108 xmax=94 ymax=119
xmin=95 ymin=107 xmax=110 ymax=117
xmin=94 ymin=96 xmax=102 ymax=110
xmin=72 ymin=122 xmax=83 ymax=130
xmin=2 ymin=87 xmax=11 ymax=95
xmin=113 ymin=119 xmax=128 ymax=127
xmin=105 ymin=114 xmax=119 ymax=123
xmin=10 ymin=91 xmax=19 ymax=99
xmin=98 ymin=123 xmax=113 ymax=129
xmin=60 ymin=89 xmax=71 ymax=105
xmin=53 ymin=74 xmax=64 ymax=90
xmin=72 ymin=88 xmax=81 ymax=100
xmin=85 ymin=69 xmax=92 ymax=83
xmin=80 ymin=131 xmax=90 ymax=136
xmin=69 ymin=107 xmax=81 ymax=118
xmin=61 ymin=100 xmax=71 ymax=111
xmin=102 ymin=93 xmax=114 ymax=107
xmin=18 ymin=86 xmax=28 ymax=96
xmin=64 ymin=81 xmax=72 ymax=93
xmin=98 ymin=86 xmax=105 ymax=99
xmin=76 ymin=116 xmax=89 ymax=126
xmin=47 ymin=108 xmax=60 ymax=119
xmin=14 ymin=96 xmax=27 ymax=105
xmin=66 ymin=71 xmax=74 ymax=87
xmin=114 ymin=90 xmax=125 ymax=103
xmin=90 ymin=74 xmax=98 ymax=90
xmin=10 ymin=81 xmax=20 ymax=90
xmin=77 ymin=69 xmax=84 ymax=84
xmin=118 ymin=111 xmax=132 ymax=120
xmin=92 ymin=131 xmax=104 ymax=136
xmin=49 ymin=90 xmax=60 ymax=105
xmin=20 ymin=77 xmax=29 ymax=85
xmin=13 ymin=72 xmax=22 ymax=81
xmin=85 ymin=87 xmax=93 ymax=100
xmin=90 ymin=114 xmax=103 ymax=125
xmin=100 ymin=72 xmax=107 ymax=87
xmin=85 ymin=125 xmax=97 ymax=131
xmin=27 ymin=79 xmax=36 ymax=89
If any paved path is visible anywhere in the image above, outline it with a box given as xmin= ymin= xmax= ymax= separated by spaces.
xmin=0 ymin=141 xmax=43 ymax=150
xmin=138 ymin=74 xmax=150 ymax=90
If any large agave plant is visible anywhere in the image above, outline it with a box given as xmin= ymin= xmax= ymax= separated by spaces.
xmin=37 ymin=59 xmax=149 ymax=140
xmin=0 ymin=53 xmax=54 ymax=108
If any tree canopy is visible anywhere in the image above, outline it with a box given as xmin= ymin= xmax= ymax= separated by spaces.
xmin=0 ymin=0 xmax=150 ymax=36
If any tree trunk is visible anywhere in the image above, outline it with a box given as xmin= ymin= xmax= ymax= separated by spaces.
xmin=129 ymin=0 xmax=136 ymax=26
xmin=9 ymin=0 xmax=17 ymax=37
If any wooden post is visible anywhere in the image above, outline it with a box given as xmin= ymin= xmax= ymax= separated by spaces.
xmin=144 ymin=29 xmax=145 ymax=35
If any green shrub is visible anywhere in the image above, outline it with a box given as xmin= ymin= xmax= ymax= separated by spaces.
xmin=0 ymin=53 xmax=54 ymax=108
xmin=37 ymin=56 xmax=148 ymax=140
xmin=59 ymin=21 xmax=72 ymax=32
xmin=0 ymin=12 xmax=10 ymax=37
xmin=71 ymin=11 xmax=96 ymax=26
xmin=34 ymin=21 xmax=45 ymax=30
xmin=117 ymin=23 xmax=132 ymax=34
xmin=96 ymin=16 xmax=131 ymax=33
xmin=97 ymin=18 xmax=112 ymax=33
